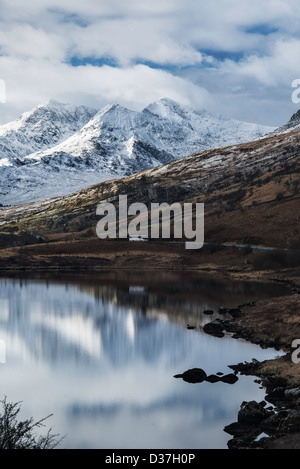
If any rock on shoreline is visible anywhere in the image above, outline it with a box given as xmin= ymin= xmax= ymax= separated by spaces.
xmin=185 ymin=291 xmax=300 ymax=449
xmin=174 ymin=368 xmax=238 ymax=385
xmin=225 ymin=359 xmax=300 ymax=448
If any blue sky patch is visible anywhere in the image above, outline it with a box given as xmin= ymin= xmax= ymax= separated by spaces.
xmin=243 ymin=24 xmax=279 ymax=35
xmin=201 ymin=50 xmax=245 ymax=62
xmin=68 ymin=56 xmax=118 ymax=68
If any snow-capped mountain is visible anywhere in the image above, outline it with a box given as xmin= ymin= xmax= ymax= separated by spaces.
xmin=0 ymin=98 xmax=275 ymax=206
xmin=0 ymin=100 xmax=97 ymax=160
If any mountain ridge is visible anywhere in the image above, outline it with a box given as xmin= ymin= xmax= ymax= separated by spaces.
xmin=0 ymin=120 xmax=299 ymax=251
xmin=270 ymin=108 xmax=300 ymax=135
xmin=0 ymin=100 xmax=98 ymax=159
xmin=0 ymin=98 xmax=275 ymax=206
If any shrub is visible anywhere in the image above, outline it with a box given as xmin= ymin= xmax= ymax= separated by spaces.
xmin=0 ymin=397 xmax=63 ymax=449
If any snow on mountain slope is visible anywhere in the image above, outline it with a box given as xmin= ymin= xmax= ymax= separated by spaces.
xmin=145 ymin=98 xmax=275 ymax=151
xmin=27 ymin=98 xmax=274 ymax=171
xmin=0 ymin=100 xmax=97 ymax=159
xmin=0 ymin=98 xmax=275 ymax=206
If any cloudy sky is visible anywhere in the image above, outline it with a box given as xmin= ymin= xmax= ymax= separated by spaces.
xmin=0 ymin=0 xmax=300 ymax=125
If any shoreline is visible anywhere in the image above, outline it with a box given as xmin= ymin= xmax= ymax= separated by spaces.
xmin=0 ymin=240 xmax=299 ymax=449
xmin=212 ymin=292 xmax=300 ymax=449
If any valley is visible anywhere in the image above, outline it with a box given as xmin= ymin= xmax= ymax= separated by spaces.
xmin=0 ymin=99 xmax=299 ymax=449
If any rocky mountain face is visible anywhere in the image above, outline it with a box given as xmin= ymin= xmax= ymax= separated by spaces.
xmin=0 ymin=98 xmax=275 ymax=206
xmin=272 ymin=109 xmax=300 ymax=134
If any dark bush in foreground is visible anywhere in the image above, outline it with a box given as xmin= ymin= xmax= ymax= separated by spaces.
xmin=253 ymin=249 xmax=300 ymax=270
xmin=0 ymin=397 xmax=63 ymax=449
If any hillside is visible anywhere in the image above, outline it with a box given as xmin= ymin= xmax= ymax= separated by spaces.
xmin=0 ymin=124 xmax=299 ymax=264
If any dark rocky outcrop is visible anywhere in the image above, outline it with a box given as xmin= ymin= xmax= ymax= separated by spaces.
xmin=224 ymin=373 xmax=300 ymax=448
xmin=284 ymin=388 xmax=300 ymax=400
xmin=174 ymin=368 xmax=239 ymax=385
xmin=238 ymin=400 xmax=272 ymax=425
xmin=203 ymin=320 xmax=225 ymax=338
xmin=224 ymin=421 xmax=261 ymax=439
xmin=224 ymin=400 xmax=275 ymax=448
xmin=265 ymin=387 xmax=286 ymax=404
xmin=205 ymin=374 xmax=221 ymax=383
xmin=218 ymin=307 xmax=241 ymax=318
xmin=174 ymin=368 xmax=207 ymax=383
xmin=220 ymin=373 xmax=239 ymax=384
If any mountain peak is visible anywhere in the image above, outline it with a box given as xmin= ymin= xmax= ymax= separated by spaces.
xmin=31 ymin=99 xmax=75 ymax=114
xmin=271 ymin=108 xmax=300 ymax=136
xmin=98 ymin=102 xmax=122 ymax=115
xmin=146 ymin=96 xmax=183 ymax=109
xmin=39 ymin=98 xmax=64 ymax=107
xmin=144 ymin=97 xmax=211 ymax=124
xmin=144 ymin=97 xmax=189 ymax=121
xmin=91 ymin=102 xmax=137 ymax=129
xmin=0 ymin=100 xmax=98 ymax=159
xmin=288 ymin=109 xmax=300 ymax=126
xmin=18 ymin=99 xmax=97 ymax=121
xmin=155 ymin=97 xmax=182 ymax=107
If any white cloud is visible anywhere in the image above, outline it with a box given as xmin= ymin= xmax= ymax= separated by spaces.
xmin=0 ymin=58 xmax=214 ymax=123
xmin=221 ymin=39 xmax=300 ymax=87
xmin=0 ymin=24 xmax=65 ymax=60
xmin=0 ymin=0 xmax=299 ymax=125
xmin=66 ymin=20 xmax=204 ymax=67
xmin=2 ymin=0 xmax=299 ymax=65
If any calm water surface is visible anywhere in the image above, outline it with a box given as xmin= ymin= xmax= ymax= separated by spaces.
xmin=0 ymin=272 xmax=289 ymax=449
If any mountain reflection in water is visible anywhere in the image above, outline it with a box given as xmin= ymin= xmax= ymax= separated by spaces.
xmin=0 ymin=272 xmax=288 ymax=449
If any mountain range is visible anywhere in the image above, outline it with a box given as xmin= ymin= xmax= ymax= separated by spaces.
xmin=0 ymin=98 xmax=275 ymax=206
xmin=0 ymin=104 xmax=299 ymax=254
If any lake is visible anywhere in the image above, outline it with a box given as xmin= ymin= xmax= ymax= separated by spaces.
xmin=0 ymin=271 xmax=289 ymax=449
